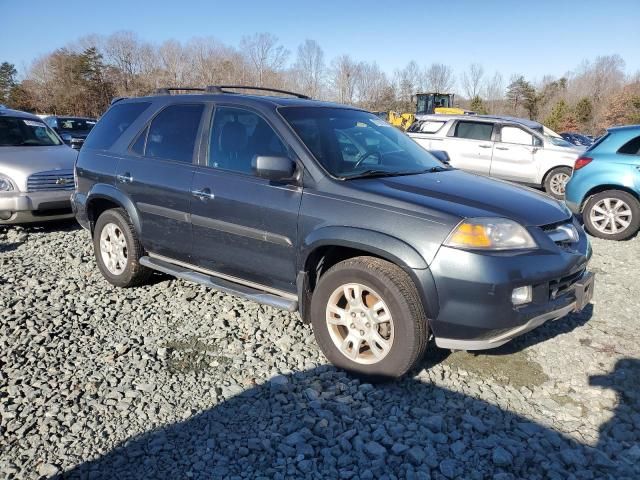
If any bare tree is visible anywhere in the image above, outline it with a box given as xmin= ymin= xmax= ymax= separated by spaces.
xmin=356 ymin=61 xmax=391 ymax=111
xmin=394 ymin=61 xmax=421 ymax=111
xmin=424 ymin=63 xmax=455 ymax=93
xmin=103 ymin=31 xmax=156 ymax=94
xmin=330 ymin=55 xmax=360 ymax=104
xmin=461 ymin=63 xmax=484 ymax=99
xmin=158 ymin=40 xmax=188 ymax=86
xmin=239 ymin=33 xmax=289 ymax=86
xmin=482 ymin=71 xmax=504 ymax=114
xmin=293 ymin=39 xmax=325 ymax=98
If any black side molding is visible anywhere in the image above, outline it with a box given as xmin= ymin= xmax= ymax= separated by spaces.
xmin=139 ymin=256 xmax=298 ymax=312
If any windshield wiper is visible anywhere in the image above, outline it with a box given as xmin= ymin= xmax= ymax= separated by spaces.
xmin=341 ymin=169 xmax=407 ymax=180
xmin=342 ymin=166 xmax=451 ymax=180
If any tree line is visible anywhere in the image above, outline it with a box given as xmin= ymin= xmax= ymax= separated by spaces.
xmin=1 ymin=31 xmax=639 ymax=134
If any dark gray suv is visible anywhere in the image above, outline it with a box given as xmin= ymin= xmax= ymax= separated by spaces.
xmin=72 ymin=86 xmax=594 ymax=378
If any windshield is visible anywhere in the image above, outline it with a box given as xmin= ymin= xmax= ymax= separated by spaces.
xmin=279 ymin=107 xmax=444 ymax=178
xmin=0 ymin=116 xmax=62 ymax=147
xmin=544 ymin=134 xmax=575 ymax=148
xmin=57 ymin=117 xmax=96 ymax=132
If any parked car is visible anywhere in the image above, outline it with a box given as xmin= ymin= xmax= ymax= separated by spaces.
xmin=72 ymin=86 xmax=594 ymax=378
xmin=406 ymin=114 xmax=582 ymax=199
xmin=565 ymin=125 xmax=640 ymax=240
xmin=0 ymin=107 xmax=77 ymax=224
xmin=44 ymin=115 xmax=96 ymax=149
xmin=560 ymin=132 xmax=593 ymax=147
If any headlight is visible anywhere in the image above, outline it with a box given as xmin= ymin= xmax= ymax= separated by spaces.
xmin=0 ymin=174 xmax=16 ymax=192
xmin=445 ymin=217 xmax=537 ymax=250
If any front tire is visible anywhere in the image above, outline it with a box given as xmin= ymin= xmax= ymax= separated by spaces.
xmin=544 ymin=167 xmax=572 ymax=199
xmin=583 ymin=190 xmax=640 ymax=240
xmin=93 ymin=208 xmax=151 ymax=287
xmin=310 ymin=256 xmax=428 ymax=379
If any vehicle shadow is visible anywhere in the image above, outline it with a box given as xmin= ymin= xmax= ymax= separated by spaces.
xmin=60 ymin=359 xmax=638 ymax=479
xmin=0 ymin=241 xmax=21 ymax=253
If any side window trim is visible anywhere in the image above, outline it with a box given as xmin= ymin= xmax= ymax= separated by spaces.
xmin=203 ymin=104 xmax=294 ymax=176
xmin=126 ymin=102 xmax=207 ymax=165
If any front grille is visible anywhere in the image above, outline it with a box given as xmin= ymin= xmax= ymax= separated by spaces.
xmin=549 ymin=269 xmax=585 ymax=300
xmin=542 ymin=221 xmax=579 ymax=246
xmin=27 ymin=170 xmax=74 ymax=192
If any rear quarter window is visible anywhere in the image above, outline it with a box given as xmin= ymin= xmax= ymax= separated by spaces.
xmin=84 ymin=102 xmax=151 ymax=150
xmin=617 ymin=135 xmax=640 ymax=155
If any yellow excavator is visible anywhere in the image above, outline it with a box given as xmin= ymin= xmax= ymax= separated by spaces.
xmin=388 ymin=92 xmax=472 ymax=130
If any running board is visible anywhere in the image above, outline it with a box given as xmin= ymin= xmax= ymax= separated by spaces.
xmin=139 ymin=256 xmax=298 ymax=312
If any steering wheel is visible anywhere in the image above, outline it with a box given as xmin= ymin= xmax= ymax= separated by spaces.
xmin=353 ymin=150 xmax=381 ymax=169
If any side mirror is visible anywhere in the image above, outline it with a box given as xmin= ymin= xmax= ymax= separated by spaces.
xmin=429 ymin=150 xmax=450 ymax=164
xmin=252 ymin=155 xmax=296 ymax=181
xmin=533 ymin=136 xmax=543 ymax=147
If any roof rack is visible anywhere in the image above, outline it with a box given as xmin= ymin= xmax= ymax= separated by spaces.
xmin=154 ymin=87 xmax=208 ymax=95
xmin=207 ymin=85 xmax=310 ymax=99
xmin=153 ymin=85 xmax=310 ymax=99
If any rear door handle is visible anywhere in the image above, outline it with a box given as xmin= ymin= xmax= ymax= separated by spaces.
xmin=116 ymin=173 xmax=133 ymax=183
xmin=191 ymin=188 xmax=215 ymax=200
xmin=479 ymin=144 xmax=492 ymax=149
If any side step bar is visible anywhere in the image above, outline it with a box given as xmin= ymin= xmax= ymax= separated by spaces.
xmin=139 ymin=256 xmax=298 ymax=312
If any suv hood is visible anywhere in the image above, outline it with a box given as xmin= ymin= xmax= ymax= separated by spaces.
xmin=352 ymin=169 xmax=570 ymax=227
xmin=0 ymin=145 xmax=77 ymax=191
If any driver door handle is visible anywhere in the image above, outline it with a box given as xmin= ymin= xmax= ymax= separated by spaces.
xmin=495 ymin=146 xmax=509 ymax=151
xmin=116 ymin=173 xmax=133 ymax=183
xmin=191 ymin=188 xmax=215 ymax=200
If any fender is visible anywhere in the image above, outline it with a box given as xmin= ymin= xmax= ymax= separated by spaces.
xmin=86 ymin=183 xmax=142 ymax=235
xmin=570 ymin=167 xmax=639 ymax=210
xmin=300 ymin=226 xmax=439 ymax=320
xmin=301 ymin=226 xmax=429 ymax=270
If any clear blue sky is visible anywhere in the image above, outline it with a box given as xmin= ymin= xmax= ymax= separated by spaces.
xmin=2 ymin=0 xmax=639 ymax=83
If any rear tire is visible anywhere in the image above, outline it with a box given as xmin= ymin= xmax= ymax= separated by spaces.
xmin=93 ymin=208 xmax=152 ymax=287
xmin=310 ymin=256 xmax=428 ymax=379
xmin=583 ymin=190 xmax=640 ymax=241
xmin=544 ymin=167 xmax=572 ymax=199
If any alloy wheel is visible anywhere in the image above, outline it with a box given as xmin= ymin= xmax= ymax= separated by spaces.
xmin=589 ymin=198 xmax=632 ymax=235
xmin=99 ymin=222 xmax=128 ymax=275
xmin=549 ymin=172 xmax=570 ymax=196
xmin=325 ymin=283 xmax=394 ymax=365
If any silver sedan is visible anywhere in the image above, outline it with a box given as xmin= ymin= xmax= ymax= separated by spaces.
xmin=0 ymin=107 xmax=78 ymax=224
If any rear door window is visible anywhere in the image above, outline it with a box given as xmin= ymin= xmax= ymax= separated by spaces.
xmin=618 ymin=136 xmax=640 ymax=155
xmin=145 ymin=104 xmax=205 ymax=163
xmin=408 ymin=120 xmax=445 ymax=134
xmin=452 ymin=121 xmax=494 ymax=141
xmin=84 ymin=102 xmax=150 ymax=150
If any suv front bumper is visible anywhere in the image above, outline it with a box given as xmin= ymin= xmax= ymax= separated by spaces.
xmin=427 ymin=231 xmax=592 ymax=350
xmin=0 ymin=190 xmax=74 ymax=225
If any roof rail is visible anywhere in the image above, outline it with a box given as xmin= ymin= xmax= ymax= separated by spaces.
xmin=110 ymin=97 xmax=127 ymax=105
xmin=208 ymin=85 xmax=310 ymax=99
xmin=152 ymin=85 xmax=310 ymax=99
xmin=154 ymin=87 xmax=207 ymax=95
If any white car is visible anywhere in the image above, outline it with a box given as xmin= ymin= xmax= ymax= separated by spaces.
xmin=407 ymin=114 xmax=582 ymax=198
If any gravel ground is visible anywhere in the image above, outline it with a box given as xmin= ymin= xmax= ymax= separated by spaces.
xmin=1 ymin=221 xmax=638 ymax=479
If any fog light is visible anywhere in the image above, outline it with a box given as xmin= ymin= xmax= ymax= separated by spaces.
xmin=512 ymin=286 xmax=532 ymax=305
xmin=0 ymin=211 xmax=13 ymax=220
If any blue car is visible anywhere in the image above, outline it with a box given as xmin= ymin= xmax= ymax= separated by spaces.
xmin=565 ymin=125 xmax=640 ymax=240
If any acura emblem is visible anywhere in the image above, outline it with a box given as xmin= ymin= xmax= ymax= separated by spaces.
xmin=56 ymin=177 xmax=69 ymax=185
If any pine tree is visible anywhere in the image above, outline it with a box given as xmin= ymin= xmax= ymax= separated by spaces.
xmin=0 ymin=62 xmax=17 ymax=104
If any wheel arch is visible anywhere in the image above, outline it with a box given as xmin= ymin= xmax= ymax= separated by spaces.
xmin=541 ymin=164 xmax=573 ymax=187
xmin=581 ymin=184 xmax=640 ymax=211
xmin=298 ymin=227 xmax=438 ymax=323
xmin=85 ymin=184 xmax=141 ymax=235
